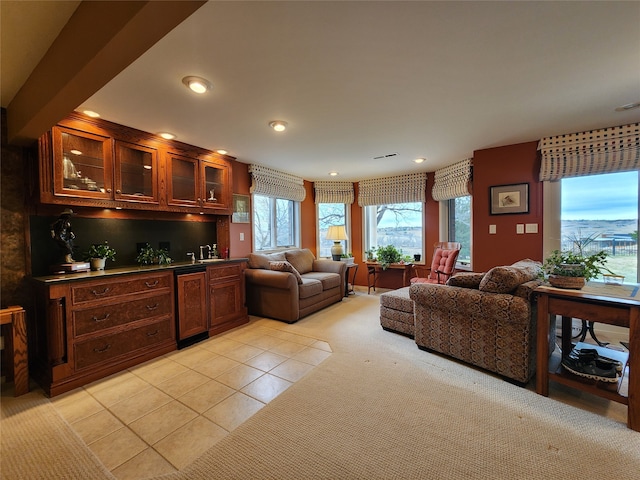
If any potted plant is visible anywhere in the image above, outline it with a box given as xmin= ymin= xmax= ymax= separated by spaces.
xmin=365 ymin=247 xmax=377 ymax=262
xmin=340 ymin=253 xmax=354 ymax=264
xmin=376 ymin=244 xmax=403 ymax=270
xmin=84 ymin=241 xmax=116 ymax=271
xmin=135 ymin=243 xmax=173 ymax=266
xmin=541 ymin=249 xmax=617 ymax=289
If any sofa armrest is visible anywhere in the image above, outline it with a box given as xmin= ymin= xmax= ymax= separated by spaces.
xmin=245 ymin=268 xmax=299 ymax=290
xmin=312 ymin=259 xmax=347 ymax=275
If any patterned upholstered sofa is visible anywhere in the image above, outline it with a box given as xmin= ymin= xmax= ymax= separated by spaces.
xmin=409 ymin=259 xmax=553 ymax=384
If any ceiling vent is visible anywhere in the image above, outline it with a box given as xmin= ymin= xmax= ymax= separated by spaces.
xmin=373 ymin=153 xmax=398 ymax=160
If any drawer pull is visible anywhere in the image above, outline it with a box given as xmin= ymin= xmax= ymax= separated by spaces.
xmin=93 ymin=344 xmax=111 ymax=353
xmin=145 ymin=280 xmax=159 ymax=288
xmin=146 ymin=303 xmax=159 ymax=311
xmin=91 ymin=287 xmax=110 ymax=296
xmin=147 ymin=330 xmax=159 ymax=337
xmin=91 ymin=313 xmax=111 ymax=322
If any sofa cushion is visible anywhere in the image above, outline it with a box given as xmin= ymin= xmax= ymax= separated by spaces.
xmin=302 ymin=271 xmax=342 ymax=291
xmin=446 ymin=272 xmax=485 ymax=289
xmin=298 ymin=278 xmax=323 ymax=298
xmin=285 ymin=249 xmax=316 ymax=274
xmin=248 ymin=252 xmax=286 ymax=269
xmin=270 ymin=261 xmax=303 ymax=284
xmin=479 ymin=259 xmax=542 ymax=294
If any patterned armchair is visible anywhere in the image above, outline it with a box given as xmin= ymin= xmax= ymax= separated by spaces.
xmin=409 ymin=259 xmax=554 ymax=384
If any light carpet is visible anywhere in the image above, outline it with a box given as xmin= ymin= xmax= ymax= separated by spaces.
xmin=2 ymin=289 xmax=639 ymax=479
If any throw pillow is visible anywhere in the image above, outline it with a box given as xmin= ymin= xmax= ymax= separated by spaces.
xmin=247 ymin=252 xmax=286 ymax=269
xmin=284 ymin=248 xmax=315 ymax=274
xmin=479 ymin=259 xmax=541 ymax=294
xmin=446 ymin=272 xmax=485 ymax=289
xmin=270 ymin=261 xmax=303 ymax=284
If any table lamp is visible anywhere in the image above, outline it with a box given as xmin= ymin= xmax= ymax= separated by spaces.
xmin=326 ymin=225 xmax=348 ymax=261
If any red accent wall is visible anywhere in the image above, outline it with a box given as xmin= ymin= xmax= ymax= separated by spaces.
xmin=229 ymin=161 xmax=252 ymax=258
xmin=472 ymin=141 xmax=543 ymax=272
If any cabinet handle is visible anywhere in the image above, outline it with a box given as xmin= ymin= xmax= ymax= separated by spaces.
xmin=116 ymin=189 xmax=122 ymax=194
xmin=106 ymin=188 xmax=112 ymax=193
xmin=146 ymin=303 xmax=159 ymax=311
xmin=145 ymin=280 xmax=159 ymax=288
xmin=146 ymin=330 xmax=159 ymax=337
xmin=91 ymin=287 xmax=110 ymax=296
xmin=91 ymin=313 xmax=111 ymax=322
xmin=93 ymin=344 xmax=111 ymax=353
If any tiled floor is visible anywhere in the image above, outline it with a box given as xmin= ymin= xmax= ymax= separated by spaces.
xmin=50 ymin=322 xmax=332 ymax=479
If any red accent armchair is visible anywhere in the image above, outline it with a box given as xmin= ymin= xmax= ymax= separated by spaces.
xmin=411 ymin=242 xmax=461 ymax=285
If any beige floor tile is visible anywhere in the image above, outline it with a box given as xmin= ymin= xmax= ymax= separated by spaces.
xmin=199 ymin=337 xmax=243 ymax=355
xmin=131 ymin=358 xmax=190 ymax=385
xmin=268 ymin=340 xmax=308 ymax=357
xmin=241 ymin=373 xmax=292 ymax=403
xmin=71 ymin=409 xmax=124 ymax=445
xmin=245 ymin=350 xmax=288 ymax=372
xmin=84 ymin=370 xmax=141 ymax=395
xmin=154 ymin=416 xmax=228 ymax=469
xmin=270 ymin=358 xmax=315 ymax=382
xmin=178 ymin=379 xmax=235 ymax=413
xmin=223 ymin=343 xmax=265 ymax=362
xmin=111 ymin=447 xmax=177 ymax=479
xmin=109 ymin=386 xmax=173 ymax=424
xmin=310 ymin=340 xmax=333 ymax=352
xmin=214 ymin=364 xmax=264 ymax=390
xmin=155 ymin=369 xmax=210 ymax=398
xmin=89 ymin=375 xmax=152 ymax=407
xmin=52 ymin=390 xmax=105 ymax=424
xmin=192 ymin=355 xmax=241 ymax=378
xmin=89 ymin=426 xmax=148 ymax=471
xmin=273 ymin=331 xmax=317 ymax=346
xmin=128 ymin=401 xmax=198 ymax=445
xmin=292 ymin=346 xmax=332 ymax=365
xmin=243 ymin=334 xmax=285 ymax=350
xmin=167 ymin=346 xmax=220 ymax=369
xmin=203 ymin=392 xmax=265 ymax=431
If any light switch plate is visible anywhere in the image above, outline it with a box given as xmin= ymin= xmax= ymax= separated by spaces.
xmin=525 ymin=223 xmax=538 ymax=234
xmin=240 ymin=232 xmax=245 ymax=241
xmin=516 ymin=224 xmax=525 ymax=234
xmin=489 ymin=224 xmax=496 ymax=234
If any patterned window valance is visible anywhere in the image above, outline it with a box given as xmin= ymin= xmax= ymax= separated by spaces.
xmin=538 ymin=123 xmax=640 ymax=181
xmin=248 ymin=164 xmax=306 ymax=202
xmin=431 ymin=158 xmax=473 ymax=201
xmin=313 ymin=181 xmax=354 ymax=204
xmin=357 ymin=172 xmax=427 ymax=206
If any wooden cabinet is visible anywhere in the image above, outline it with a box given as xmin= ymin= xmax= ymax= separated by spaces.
xmin=32 ymin=271 xmax=176 ymax=396
xmin=114 ymin=140 xmax=159 ymax=205
xmin=207 ymin=262 xmax=249 ymax=336
xmin=175 ymin=271 xmax=208 ymax=340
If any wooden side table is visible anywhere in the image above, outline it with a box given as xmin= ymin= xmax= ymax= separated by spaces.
xmin=0 ymin=306 xmax=29 ymax=396
xmin=535 ymin=284 xmax=639 ymax=431
xmin=365 ymin=262 xmax=414 ymax=294
xmin=344 ymin=263 xmax=358 ymax=297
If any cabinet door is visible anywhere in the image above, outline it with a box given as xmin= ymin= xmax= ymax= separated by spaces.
xmin=52 ymin=126 xmax=113 ymax=199
xmin=200 ymin=158 xmax=231 ymax=211
xmin=176 ymin=272 xmax=208 ymax=340
xmin=167 ymin=153 xmax=199 ymax=208
xmin=208 ymin=279 xmax=243 ymax=329
xmin=114 ymin=140 xmax=159 ymax=205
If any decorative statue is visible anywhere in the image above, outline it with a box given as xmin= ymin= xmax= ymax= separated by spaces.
xmin=50 ymin=208 xmax=76 ymax=263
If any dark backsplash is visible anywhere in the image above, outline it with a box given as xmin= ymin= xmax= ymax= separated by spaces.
xmin=30 ymin=215 xmax=217 ymax=276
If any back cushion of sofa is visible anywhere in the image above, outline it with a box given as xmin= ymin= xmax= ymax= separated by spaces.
xmin=247 ymin=252 xmax=286 ymax=269
xmin=285 ymin=249 xmax=316 ymax=274
xmin=479 ymin=259 xmax=541 ymax=294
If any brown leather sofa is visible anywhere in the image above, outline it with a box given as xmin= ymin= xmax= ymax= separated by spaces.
xmin=245 ymin=248 xmax=346 ymax=323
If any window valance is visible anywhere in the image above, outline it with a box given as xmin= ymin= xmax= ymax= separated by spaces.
xmin=313 ymin=181 xmax=354 ymax=204
xmin=357 ymin=172 xmax=427 ymax=206
xmin=431 ymin=158 xmax=473 ymax=201
xmin=248 ymin=164 xmax=306 ymax=202
xmin=538 ymin=123 xmax=640 ymax=181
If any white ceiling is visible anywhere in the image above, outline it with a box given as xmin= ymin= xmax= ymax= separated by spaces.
xmin=4 ymin=1 xmax=640 ymax=182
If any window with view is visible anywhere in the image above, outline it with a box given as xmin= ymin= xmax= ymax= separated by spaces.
xmin=252 ymin=194 xmax=299 ymax=251
xmin=561 ymin=171 xmax=638 ymax=282
xmin=447 ymin=196 xmax=472 ymax=266
xmin=364 ymin=202 xmax=423 ymax=259
xmin=317 ymin=203 xmax=348 ymax=258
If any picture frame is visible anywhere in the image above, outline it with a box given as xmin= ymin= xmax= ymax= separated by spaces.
xmin=232 ymin=194 xmax=250 ymax=223
xmin=490 ymin=183 xmax=529 ymax=215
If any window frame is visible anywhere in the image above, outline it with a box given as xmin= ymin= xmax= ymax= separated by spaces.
xmin=317 ymin=202 xmax=350 ymax=259
xmin=251 ymin=194 xmax=300 ymax=252
xmin=362 ymin=202 xmax=424 ymax=260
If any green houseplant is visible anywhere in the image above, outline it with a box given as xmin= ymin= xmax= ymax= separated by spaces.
xmin=84 ymin=241 xmax=116 ymax=271
xmin=376 ymin=245 xmax=403 ymax=270
xmin=541 ymin=249 xmax=617 ymax=289
xmin=136 ymin=243 xmax=172 ymax=266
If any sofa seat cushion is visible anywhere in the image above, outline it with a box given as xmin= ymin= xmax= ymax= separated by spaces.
xmin=298 ymin=278 xmax=323 ymax=299
xmin=248 ymin=252 xmax=286 ymax=269
xmin=479 ymin=259 xmax=541 ymax=294
xmin=285 ymin=249 xmax=316 ymax=274
xmin=302 ymin=271 xmax=342 ymax=291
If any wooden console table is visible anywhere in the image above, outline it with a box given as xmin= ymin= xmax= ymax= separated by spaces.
xmin=366 ymin=262 xmax=414 ymax=294
xmin=535 ymin=283 xmax=639 ymax=431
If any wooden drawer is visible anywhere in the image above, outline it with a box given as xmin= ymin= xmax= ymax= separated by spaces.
xmin=71 ymin=273 xmax=171 ymax=305
xmin=208 ymin=263 xmax=242 ymax=284
xmin=73 ymin=317 xmax=173 ymax=370
xmin=72 ymin=294 xmax=172 ymax=337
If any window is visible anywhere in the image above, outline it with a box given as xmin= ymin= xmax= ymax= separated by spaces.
xmin=364 ymin=202 xmax=423 ymax=259
xmin=560 ymin=171 xmax=638 ymax=282
xmin=252 ymin=194 xmax=299 ymax=251
xmin=447 ymin=196 xmax=472 ymax=266
xmin=317 ymin=203 xmax=348 ymax=258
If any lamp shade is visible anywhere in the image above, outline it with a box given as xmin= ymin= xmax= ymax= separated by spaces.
xmin=326 ymin=225 xmax=347 ymax=241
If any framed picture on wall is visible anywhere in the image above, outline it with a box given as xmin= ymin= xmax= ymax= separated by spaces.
xmin=232 ymin=194 xmax=250 ymax=223
xmin=490 ymin=183 xmax=529 ymax=215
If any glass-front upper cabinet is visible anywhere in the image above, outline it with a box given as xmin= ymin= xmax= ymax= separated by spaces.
xmin=167 ymin=153 xmax=199 ymax=208
xmin=52 ymin=126 xmax=113 ymax=199
xmin=114 ymin=140 xmax=159 ymax=205
xmin=201 ymin=158 xmax=231 ymax=211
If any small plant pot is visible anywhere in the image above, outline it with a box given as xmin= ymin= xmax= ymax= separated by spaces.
xmin=548 ymin=275 xmax=585 ymax=289
xmin=340 ymin=257 xmax=354 ymax=264
xmin=90 ymin=258 xmax=106 ymax=271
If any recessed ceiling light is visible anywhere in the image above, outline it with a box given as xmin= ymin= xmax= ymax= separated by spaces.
xmin=615 ymin=102 xmax=640 ymax=112
xmin=82 ymin=110 xmax=100 ymax=118
xmin=216 ymin=149 xmax=228 ymax=155
xmin=329 ymin=171 xmax=339 ymax=176
xmin=269 ymin=120 xmax=288 ymax=132
xmin=413 ymin=158 xmax=426 ymax=164
xmin=158 ymin=132 xmax=176 ymax=140
xmin=182 ymin=76 xmax=212 ymax=94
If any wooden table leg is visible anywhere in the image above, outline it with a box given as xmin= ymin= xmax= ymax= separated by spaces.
xmin=536 ymin=293 xmax=550 ymax=396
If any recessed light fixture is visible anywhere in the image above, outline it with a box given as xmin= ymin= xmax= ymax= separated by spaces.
xmin=329 ymin=171 xmax=339 ymax=176
xmin=82 ymin=110 xmax=100 ymax=118
xmin=216 ymin=149 xmax=228 ymax=155
xmin=158 ymin=132 xmax=176 ymax=140
xmin=182 ymin=76 xmax=212 ymax=94
xmin=615 ymin=102 xmax=640 ymax=112
xmin=269 ymin=120 xmax=288 ymax=132
xmin=413 ymin=158 xmax=426 ymax=164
